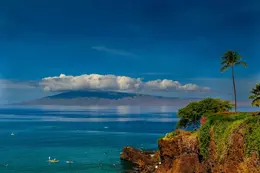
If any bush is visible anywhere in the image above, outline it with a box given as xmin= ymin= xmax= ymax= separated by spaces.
xmin=177 ymin=98 xmax=233 ymax=128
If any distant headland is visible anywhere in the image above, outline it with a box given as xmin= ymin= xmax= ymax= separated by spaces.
xmin=14 ymin=90 xmax=200 ymax=106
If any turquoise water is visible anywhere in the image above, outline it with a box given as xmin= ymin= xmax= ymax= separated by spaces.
xmin=0 ymin=106 xmax=178 ymax=173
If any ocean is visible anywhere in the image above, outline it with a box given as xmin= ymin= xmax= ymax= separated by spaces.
xmin=0 ymin=106 xmax=178 ymax=173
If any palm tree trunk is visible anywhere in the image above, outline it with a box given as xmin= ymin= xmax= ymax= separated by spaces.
xmin=232 ymin=66 xmax=237 ymax=112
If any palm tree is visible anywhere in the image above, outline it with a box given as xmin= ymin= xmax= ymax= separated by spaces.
xmin=220 ymin=50 xmax=247 ymax=112
xmin=249 ymin=83 xmax=260 ymax=107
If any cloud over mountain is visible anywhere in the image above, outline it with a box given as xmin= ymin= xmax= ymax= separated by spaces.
xmin=40 ymin=74 xmax=210 ymax=93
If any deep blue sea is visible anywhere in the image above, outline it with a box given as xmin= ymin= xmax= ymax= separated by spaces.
xmin=0 ymin=106 xmax=178 ymax=173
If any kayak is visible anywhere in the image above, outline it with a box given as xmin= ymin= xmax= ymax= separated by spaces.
xmin=48 ymin=160 xmax=59 ymax=163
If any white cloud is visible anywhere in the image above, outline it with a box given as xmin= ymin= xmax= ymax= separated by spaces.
xmin=92 ymin=46 xmax=137 ymax=58
xmin=40 ymin=73 xmax=210 ymax=93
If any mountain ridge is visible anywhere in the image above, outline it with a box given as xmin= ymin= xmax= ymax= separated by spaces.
xmin=15 ymin=90 xmax=200 ymax=106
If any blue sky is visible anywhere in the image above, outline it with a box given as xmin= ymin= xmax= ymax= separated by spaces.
xmin=0 ymin=0 xmax=259 ymax=105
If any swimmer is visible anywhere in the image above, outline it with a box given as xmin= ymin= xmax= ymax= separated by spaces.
xmin=66 ymin=160 xmax=73 ymax=164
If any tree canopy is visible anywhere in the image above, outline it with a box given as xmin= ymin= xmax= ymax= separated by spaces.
xmin=220 ymin=51 xmax=247 ymax=72
xmin=177 ymin=98 xmax=233 ymax=128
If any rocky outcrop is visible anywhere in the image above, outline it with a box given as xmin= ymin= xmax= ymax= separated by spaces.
xmin=120 ymin=130 xmax=200 ymax=173
xmin=157 ymin=130 xmax=199 ymax=173
xmin=120 ymin=128 xmax=260 ymax=173
xmin=120 ymin=146 xmax=160 ymax=172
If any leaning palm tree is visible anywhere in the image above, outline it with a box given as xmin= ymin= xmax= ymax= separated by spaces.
xmin=249 ymin=83 xmax=260 ymax=107
xmin=220 ymin=51 xmax=247 ymax=112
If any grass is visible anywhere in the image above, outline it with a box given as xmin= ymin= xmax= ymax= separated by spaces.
xmin=213 ymin=119 xmax=246 ymax=161
xmin=158 ymin=131 xmax=178 ymax=141
xmin=164 ymin=131 xmax=178 ymax=139
xmin=244 ymin=116 xmax=260 ymax=156
xmin=198 ymin=112 xmax=254 ymax=160
xmin=160 ymin=129 xmax=197 ymax=141
xmin=198 ymin=120 xmax=211 ymax=158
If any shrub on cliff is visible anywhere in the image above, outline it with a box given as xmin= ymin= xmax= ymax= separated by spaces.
xmin=198 ymin=112 xmax=260 ymax=161
xmin=177 ymin=98 xmax=233 ymax=128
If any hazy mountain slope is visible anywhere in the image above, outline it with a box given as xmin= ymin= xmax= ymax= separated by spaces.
xmin=17 ymin=90 xmax=199 ymax=106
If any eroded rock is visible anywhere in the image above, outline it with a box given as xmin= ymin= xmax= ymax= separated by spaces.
xmin=120 ymin=146 xmax=160 ymax=172
xmin=121 ymin=127 xmax=260 ymax=173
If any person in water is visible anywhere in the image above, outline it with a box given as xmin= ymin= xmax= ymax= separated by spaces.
xmin=66 ymin=160 xmax=73 ymax=164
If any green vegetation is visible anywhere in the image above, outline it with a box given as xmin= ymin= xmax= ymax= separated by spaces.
xmin=177 ymin=98 xmax=233 ymax=128
xmin=198 ymin=120 xmax=211 ymax=158
xmin=245 ymin=116 xmax=260 ymax=155
xmin=220 ymin=50 xmax=247 ymax=112
xmin=213 ymin=117 xmax=246 ymax=161
xmin=158 ymin=131 xmax=178 ymax=141
xmin=164 ymin=131 xmax=178 ymax=139
xmin=160 ymin=129 xmax=198 ymax=141
xmin=249 ymin=83 xmax=260 ymax=107
xmin=198 ymin=112 xmax=260 ymax=160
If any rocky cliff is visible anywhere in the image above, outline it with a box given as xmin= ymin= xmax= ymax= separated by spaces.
xmin=120 ymin=112 xmax=260 ymax=173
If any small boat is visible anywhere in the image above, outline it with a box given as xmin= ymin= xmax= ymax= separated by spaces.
xmin=48 ymin=159 xmax=59 ymax=163
xmin=48 ymin=157 xmax=59 ymax=163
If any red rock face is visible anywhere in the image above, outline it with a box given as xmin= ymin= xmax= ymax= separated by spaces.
xmin=156 ymin=130 xmax=200 ymax=173
xmin=120 ymin=146 xmax=160 ymax=172
xmin=120 ymin=129 xmax=260 ymax=173
xmin=171 ymin=154 xmax=199 ymax=173
xmin=157 ymin=130 xmax=199 ymax=172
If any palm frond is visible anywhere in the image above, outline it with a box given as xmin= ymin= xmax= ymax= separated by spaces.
xmin=251 ymin=99 xmax=260 ymax=107
xmin=249 ymin=83 xmax=260 ymax=107
xmin=221 ymin=51 xmax=243 ymax=65
xmin=249 ymin=95 xmax=256 ymax=99
xmin=235 ymin=61 xmax=247 ymax=67
xmin=220 ymin=65 xmax=229 ymax=72
xmin=221 ymin=60 xmax=229 ymax=65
